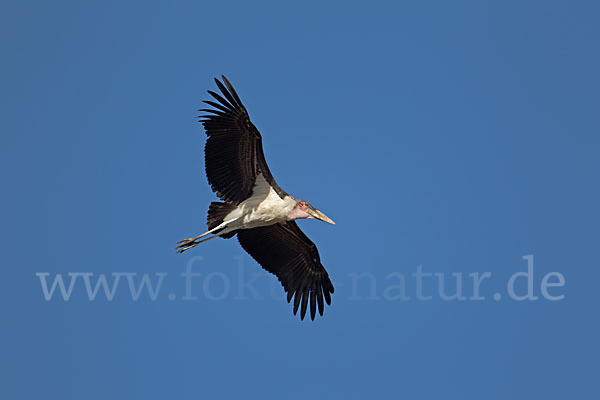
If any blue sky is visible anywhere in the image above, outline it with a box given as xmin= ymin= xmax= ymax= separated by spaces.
xmin=1 ymin=1 xmax=599 ymax=399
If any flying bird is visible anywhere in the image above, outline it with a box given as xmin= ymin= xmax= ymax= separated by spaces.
xmin=176 ymin=76 xmax=335 ymax=321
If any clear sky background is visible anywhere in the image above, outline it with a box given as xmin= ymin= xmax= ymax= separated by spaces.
xmin=1 ymin=1 xmax=599 ymax=399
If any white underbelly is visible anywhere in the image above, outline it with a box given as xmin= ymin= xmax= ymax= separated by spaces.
xmin=222 ymin=173 xmax=295 ymax=231
xmin=242 ymin=195 xmax=291 ymax=227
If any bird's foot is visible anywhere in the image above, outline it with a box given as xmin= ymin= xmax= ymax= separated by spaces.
xmin=175 ymin=238 xmax=199 ymax=253
xmin=175 ymin=235 xmax=217 ymax=253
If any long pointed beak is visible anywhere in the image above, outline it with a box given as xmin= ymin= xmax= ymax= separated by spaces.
xmin=309 ymin=209 xmax=335 ymax=225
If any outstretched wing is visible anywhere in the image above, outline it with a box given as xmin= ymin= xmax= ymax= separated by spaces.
xmin=200 ymin=76 xmax=284 ymax=204
xmin=237 ymin=221 xmax=334 ymax=321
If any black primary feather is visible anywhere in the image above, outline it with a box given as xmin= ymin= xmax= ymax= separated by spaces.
xmin=200 ymin=76 xmax=287 ymax=204
xmin=236 ymin=221 xmax=334 ymax=320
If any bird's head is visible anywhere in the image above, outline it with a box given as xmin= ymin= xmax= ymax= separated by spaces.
xmin=287 ymin=200 xmax=335 ymax=224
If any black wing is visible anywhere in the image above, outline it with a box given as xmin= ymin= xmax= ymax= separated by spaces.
xmin=237 ymin=221 xmax=334 ymax=321
xmin=200 ymin=76 xmax=285 ymax=204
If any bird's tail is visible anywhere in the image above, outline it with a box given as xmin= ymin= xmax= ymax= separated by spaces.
xmin=207 ymin=202 xmax=237 ymax=230
xmin=175 ymin=202 xmax=238 ymax=253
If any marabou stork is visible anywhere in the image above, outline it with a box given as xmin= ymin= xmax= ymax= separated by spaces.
xmin=176 ymin=76 xmax=335 ymax=321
